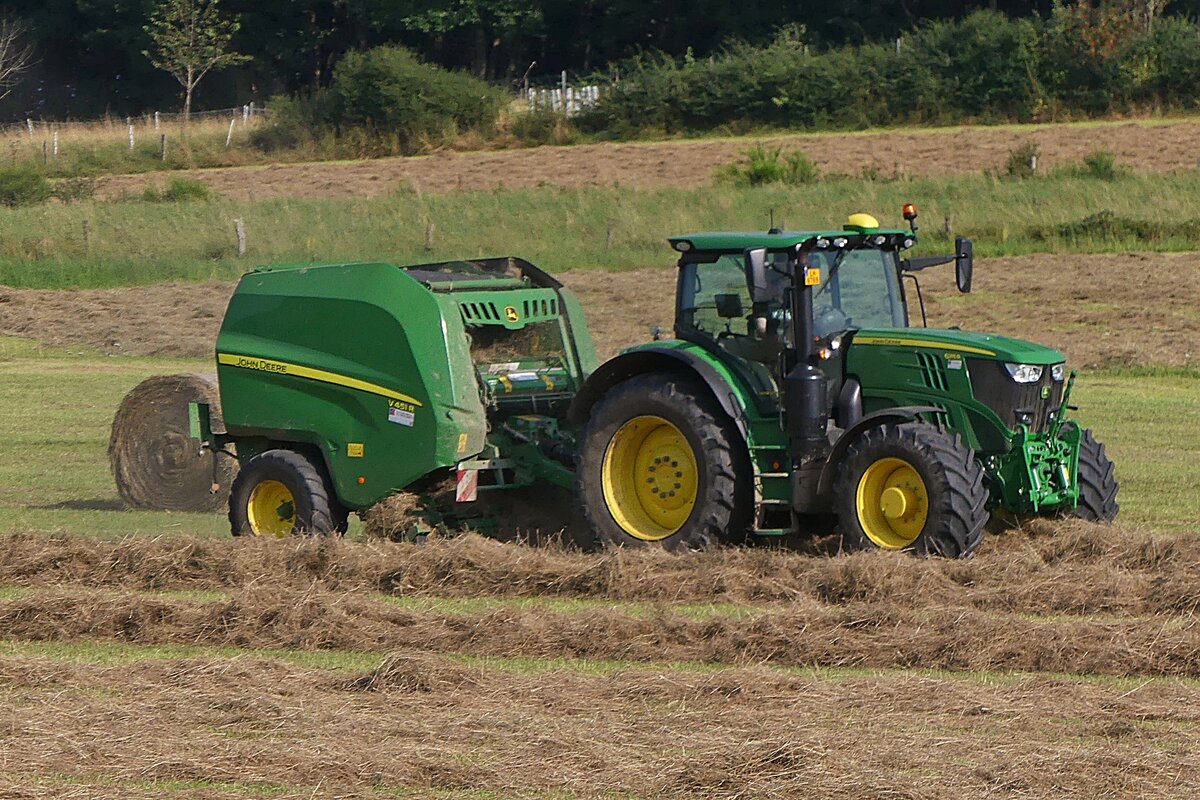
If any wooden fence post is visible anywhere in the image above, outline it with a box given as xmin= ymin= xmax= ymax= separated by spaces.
xmin=226 ymin=119 xmax=236 ymax=147
xmin=424 ymin=220 xmax=435 ymax=251
xmin=160 ymin=134 xmax=167 ymax=161
xmin=82 ymin=220 xmax=91 ymax=254
xmin=128 ymin=125 xmax=135 ymax=150
xmin=235 ymin=219 xmax=246 ymax=257
xmin=52 ymin=131 xmax=58 ymax=158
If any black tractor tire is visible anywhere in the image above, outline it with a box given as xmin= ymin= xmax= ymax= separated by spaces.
xmin=1065 ymin=426 xmax=1119 ymax=522
xmin=576 ymin=373 xmax=752 ymax=552
xmin=229 ymin=449 xmax=339 ymax=538
xmin=833 ymin=422 xmax=988 ymax=558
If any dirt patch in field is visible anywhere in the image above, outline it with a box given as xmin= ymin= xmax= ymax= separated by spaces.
xmin=3 ymin=251 xmax=1198 ymax=366
xmin=97 ymin=119 xmax=1200 ymax=201
xmin=0 ymin=654 xmax=1197 ymax=798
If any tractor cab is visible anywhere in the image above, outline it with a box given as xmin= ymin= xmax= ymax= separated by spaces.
xmin=669 ymin=210 xmax=971 ymax=371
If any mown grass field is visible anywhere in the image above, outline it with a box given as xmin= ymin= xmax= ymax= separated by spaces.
xmin=5 ymin=170 xmax=1200 ymax=289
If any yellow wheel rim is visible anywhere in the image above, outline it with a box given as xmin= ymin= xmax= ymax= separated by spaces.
xmin=855 ymin=457 xmax=928 ymax=549
xmin=601 ymin=415 xmax=699 ymax=541
xmin=246 ymin=479 xmax=297 ymax=538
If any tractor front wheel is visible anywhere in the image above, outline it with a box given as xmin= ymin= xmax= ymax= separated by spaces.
xmin=1063 ymin=425 xmax=1119 ymax=522
xmin=577 ymin=374 xmax=751 ymax=552
xmin=834 ymin=422 xmax=988 ymax=558
xmin=229 ymin=449 xmax=340 ymax=538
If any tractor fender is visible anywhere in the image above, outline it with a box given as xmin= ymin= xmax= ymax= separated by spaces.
xmin=816 ymin=406 xmax=944 ymax=497
xmin=567 ymin=348 xmax=751 ymax=441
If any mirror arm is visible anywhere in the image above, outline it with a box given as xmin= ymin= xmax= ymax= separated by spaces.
xmin=901 ymin=255 xmax=955 ymax=271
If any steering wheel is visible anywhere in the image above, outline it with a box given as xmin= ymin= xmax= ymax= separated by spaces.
xmin=814 ymin=306 xmax=851 ymax=338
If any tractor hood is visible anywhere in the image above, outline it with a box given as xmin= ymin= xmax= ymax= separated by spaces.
xmin=849 ymin=328 xmax=1065 ymax=365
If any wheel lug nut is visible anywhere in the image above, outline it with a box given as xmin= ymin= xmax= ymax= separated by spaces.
xmin=674 ymin=483 xmax=681 ymax=489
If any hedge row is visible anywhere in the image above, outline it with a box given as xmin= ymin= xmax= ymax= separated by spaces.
xmin=580 ymin=11 xmax=1200 ymax=136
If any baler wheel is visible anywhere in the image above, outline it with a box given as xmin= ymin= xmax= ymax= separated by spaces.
xmin=228 ymin=449 xmax=339 ymax=538
xmin=834 ymin=422 xmax=988 ymax=558
xmin=577 ymin=374 xmax=751 ymax=552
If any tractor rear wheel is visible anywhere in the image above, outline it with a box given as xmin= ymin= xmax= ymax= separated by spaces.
xmin=229 ymin=449 xmax=340 ymax=538
xmin=576 ymin=374 xmax=751 ymax=552
xmin=834 ymin=422 xmax=988 ymax=558
xmin=1064 ymin=425 xmax=1119 ymax=522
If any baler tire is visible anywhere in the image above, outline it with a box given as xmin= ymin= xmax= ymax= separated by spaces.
xmin=228 ymin=449 xmax=339 ymax=538
xmin=1067 ymin=426 xmax=1119 ymax=523
xmin=576 ymin=373 xmax=752 ymax=552
xmin=834 ymin=422 xmax=988 ymax=558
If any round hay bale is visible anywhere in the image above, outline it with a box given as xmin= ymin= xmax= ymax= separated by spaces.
xmin=108 ymin=374 xmax=236 ymax=512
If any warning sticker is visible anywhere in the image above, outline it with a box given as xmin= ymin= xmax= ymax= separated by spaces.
xmin=388 ymin=406 xmax=415 ymax=427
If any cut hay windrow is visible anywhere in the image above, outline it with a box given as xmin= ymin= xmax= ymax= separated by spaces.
xmin=2 ymin=521 xmax=1198 ymax=616
xmin=1 ymin=652 xmax=1198 ymax=798
xmin=107 ymin=374 xmax=237 ymax=512
xmin=2 ymin=586 xmax=1198 ymax=678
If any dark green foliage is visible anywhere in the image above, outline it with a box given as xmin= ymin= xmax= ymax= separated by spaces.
xmin=507 ymin=107 xmax=581 ymax=146
xmin=1002 ymin=142 xmax=1041 ymax=179
xmin=907 ymin=13 xmax=1040 ymax=120
xmin=715 ymin=145 xmax=819 ymax=186
xmin=326 ymin=46 xmax=505 ymax=154
xmin=0 ymin=167 xmax=51 ymax=207
xmin=250 ymin=46 xmax=505 ymax=156
xmin=1059 ymin=151 xmax=1131 ymax=181
xmin=142 ymin=177 xmax=213 ymax=202
xmin=1037 ymin=211 xmax=1200 ymax=242
xmin=584 ymin=11 xmax=1200 ymax=138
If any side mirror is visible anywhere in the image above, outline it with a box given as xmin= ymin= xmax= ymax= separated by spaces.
xmin=955 ymin=236 xmax=973 ymax=293
xmin=744 ymin=247 xmax=770 ymax=303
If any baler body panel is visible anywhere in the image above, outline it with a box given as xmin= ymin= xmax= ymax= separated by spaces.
xmin=215 ymin=262 xmax=488 ymax=508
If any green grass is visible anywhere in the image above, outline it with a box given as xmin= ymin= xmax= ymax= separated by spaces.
xmin=0 ymin=345 xmax=1192 ymax=537
xmin=0 ymin=348 xmax=229 ymax=538
xmin=7 ymin=171 xmax=1200 ymax=289
xmin=1071 ymin=371 xmax=1200 ymax=533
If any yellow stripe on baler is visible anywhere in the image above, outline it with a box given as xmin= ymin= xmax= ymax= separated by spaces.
xmin=217 ymin=353 xmax=423 ymax=407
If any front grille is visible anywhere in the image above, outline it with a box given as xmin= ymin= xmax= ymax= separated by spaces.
xmin=966 ymin=359 xmax=1063 ymax=433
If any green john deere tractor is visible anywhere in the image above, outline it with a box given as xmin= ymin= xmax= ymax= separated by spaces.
xmin=189 ymin=205 xmax=1117 ymax=557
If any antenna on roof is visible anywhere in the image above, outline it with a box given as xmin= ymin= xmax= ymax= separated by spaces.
xmin=768 ymin=208 xmax=781 ymax=235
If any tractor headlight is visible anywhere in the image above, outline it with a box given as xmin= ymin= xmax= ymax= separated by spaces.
xmin=1004 ymin=363 xmax=1044 ymax=383
xmin=1051 ymin=363 xmax=1066 ymax=382
xmin=833 ymin=237 xmax=848 ymax=248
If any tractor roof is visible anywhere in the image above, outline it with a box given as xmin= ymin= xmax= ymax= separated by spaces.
xmin=668 ymin=228 xmax=910 ymax=254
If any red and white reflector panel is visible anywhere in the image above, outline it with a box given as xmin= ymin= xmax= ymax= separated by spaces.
xmin=455 ymin=469 xmax=479 ymax=503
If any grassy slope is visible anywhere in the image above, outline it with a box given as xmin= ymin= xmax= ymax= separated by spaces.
xmin=0 ymin=343 xmax=1194 ymax=537
xmin=5 ymin=171 xmax=1200 ymax=289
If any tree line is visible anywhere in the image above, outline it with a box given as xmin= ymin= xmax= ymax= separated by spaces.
xmin=4 ymin=0 xmax=1200 ymax=120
